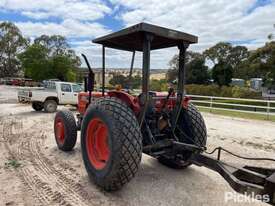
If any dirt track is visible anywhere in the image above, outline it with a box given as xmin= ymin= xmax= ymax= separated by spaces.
xmin=0 ymin=86 xmax=275 ymax=206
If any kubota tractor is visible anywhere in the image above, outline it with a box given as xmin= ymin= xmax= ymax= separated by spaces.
xmin=54 ymin=23 xmax=275 ymax=204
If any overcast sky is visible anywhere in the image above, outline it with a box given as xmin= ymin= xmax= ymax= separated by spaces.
xmin=1 ymin=0 xmax=274 ymax=69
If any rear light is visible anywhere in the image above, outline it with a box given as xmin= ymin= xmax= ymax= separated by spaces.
xmin=29 ymin=92 xmax=32 ymax=97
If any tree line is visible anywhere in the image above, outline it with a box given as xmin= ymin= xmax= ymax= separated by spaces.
xmin=0 ymin=22 xmax=80 ymax=81
xmin=167 ymin=41 xmax=275 ymax=88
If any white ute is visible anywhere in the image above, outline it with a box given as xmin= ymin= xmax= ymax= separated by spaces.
xmin=18 ymin=81 xmax=83 ymax=113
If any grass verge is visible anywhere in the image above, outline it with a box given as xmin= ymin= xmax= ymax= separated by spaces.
xmin=198 ymin=107 xmax=275 ymax=122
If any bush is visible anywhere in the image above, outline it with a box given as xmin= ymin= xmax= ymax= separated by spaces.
xmin=231 ymin=86 xmax=261 ymax=99
xmin=185 ymin=84 xmax=261 ymax=99
xmin=150 ymin=79 xmax=168 ymax=91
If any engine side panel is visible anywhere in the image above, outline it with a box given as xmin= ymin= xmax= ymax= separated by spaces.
xmin=78 ymin=92 xmax=103 ymax=114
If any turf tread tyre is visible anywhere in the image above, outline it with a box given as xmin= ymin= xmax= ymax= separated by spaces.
xmin=81 ymin=97 xmax=142 ymax=191
xmin=54 ymin=110 xmax=77 ymax=151
xmin=181 ymin=103 xmax=207 ymax=147
xmin=158 ymin=103 xmax=207 ymax=169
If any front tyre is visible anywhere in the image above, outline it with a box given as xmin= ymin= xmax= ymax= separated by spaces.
xmin=54 ymin=110 xmax=77 ymax=151
xmin=81 ymin=97 xmax=142 ymax=191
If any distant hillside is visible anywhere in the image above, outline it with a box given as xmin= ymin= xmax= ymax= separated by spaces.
xmin=77 ymin=67 xmax=168 ymax=74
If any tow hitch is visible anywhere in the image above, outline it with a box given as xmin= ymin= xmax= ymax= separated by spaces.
xmin=190 ymin=147 xmax=275 ymax=205
xmin=144 ymin=140 xmax=275 ymax=205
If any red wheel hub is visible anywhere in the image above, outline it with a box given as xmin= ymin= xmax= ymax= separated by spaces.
xmin=55 ymin=118 xmax=65 ymax=144
xmin=86 ymin=118 xmax=110 ymax=170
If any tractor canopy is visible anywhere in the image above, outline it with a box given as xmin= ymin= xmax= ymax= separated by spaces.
xmin=92 ymin=22 xmax=198 ymax=51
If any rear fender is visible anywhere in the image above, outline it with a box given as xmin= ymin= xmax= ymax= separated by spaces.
xmin=45 ymin=96 xmax=59 ymax=104
xmin=107 ymin=91 xmax=140 ymax=115
xmin=182 ymin=96 xmax=191 ymax=109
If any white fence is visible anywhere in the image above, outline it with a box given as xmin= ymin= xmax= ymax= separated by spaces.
xmin=189 ymin=95 xmax=275 ymax=119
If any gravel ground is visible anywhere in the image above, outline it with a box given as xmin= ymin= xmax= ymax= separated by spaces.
xmin=0 ymin=85 xmax=19 ymax=104
xmin=0 ymin=85 xmax=274 ymax=206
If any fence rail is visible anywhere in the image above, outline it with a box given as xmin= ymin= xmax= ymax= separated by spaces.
xmin=188 ymin=94 xmax=275 ymax=118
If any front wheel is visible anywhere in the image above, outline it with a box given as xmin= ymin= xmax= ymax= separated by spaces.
xmin=54 ymin=110 xmax=77 ymax=151
xmin=81 ymin=97 xmax=142 ymax=191
xmin=158 ymin=103 xmax=207 ymax=169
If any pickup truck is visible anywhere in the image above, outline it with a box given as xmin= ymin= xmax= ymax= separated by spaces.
xmin=18 ymin=81 xmax=83 ymax=112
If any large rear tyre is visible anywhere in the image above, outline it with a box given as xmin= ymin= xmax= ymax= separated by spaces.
xmin=81 ymin=97 xmax=142 ymax=191
xmin=54 ymin=110 xmax=77 ymax=151
xmin=158 ymin=103 xmax=207 ymax=169
xmin=32 ymin=102 xmax=43 ymax=111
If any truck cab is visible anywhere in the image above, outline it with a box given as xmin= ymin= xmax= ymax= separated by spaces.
xmin=56 ymin=82 xmax=83 ymax=105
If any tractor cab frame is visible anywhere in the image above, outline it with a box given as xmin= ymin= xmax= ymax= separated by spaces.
xmin=84 ymin=22 xmax=197 ymax=127
xmin=55 ymin=23 xmax=275 ymax=205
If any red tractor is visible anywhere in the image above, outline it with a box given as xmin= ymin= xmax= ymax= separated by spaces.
xmin=54 ymin=23 xmax=275 ymax=204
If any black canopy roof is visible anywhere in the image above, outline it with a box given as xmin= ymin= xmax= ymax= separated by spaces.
xmin=92 ymin=22 xmax=198 ymax=51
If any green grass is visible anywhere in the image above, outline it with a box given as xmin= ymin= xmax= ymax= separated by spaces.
xmin=198 ymin=107 xmax=275 ymax=122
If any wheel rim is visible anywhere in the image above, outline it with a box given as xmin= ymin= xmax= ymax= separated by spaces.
xmin=55 ymin=118 xmax=65 ymax=144
xmin=86 ymin=118 xmax=110 ymax=170
xmin=47 ymin=103 xmax=55 ymax=112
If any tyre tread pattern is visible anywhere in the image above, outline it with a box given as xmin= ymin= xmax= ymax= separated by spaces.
xmin=183 ymin=103 xmax=207 ymax=147
xmin=85 ymin=97 xmax=142 ymax=191
xmin=158 ymin=103 xmax=207 ymax=169
xmin=55 ymin=110 xmax=77 ymax=151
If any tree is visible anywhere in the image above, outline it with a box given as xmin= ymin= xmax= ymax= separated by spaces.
xmin=203 ymin=42 xmax=232 ymax=65
xmin=0 ymin=22 xmax=28 ymax=77
xmin=109 ymin=74 xmax=128 ymax=87
xmin=233 ymin=60 xmax=251 ymax=80
xmin=166 ymin=68 xmax=178 ymax=83
xmin=18 ymin=44 xmax=52 ymax=80
xmin=52 ymin=54 xmax=77 ymax=81
xmin=203 ymin=42 xmax=249 ymax=76
xmin=150 ymin=79 xmax=167 ymax=91
xmin=247 ymin=41 xmax=275 ymax=86
xmin=19 ymin=35 xmax=80 ymax=81
xmin=167 ymin=51 xmax=209 ymax=84
xmin=186 ymin=58 xmax=209 ymax=84
xmin=212 ymin=61 xmax=233 ymax=86
xmin=34 ymin=35 xmax=69 ymax=56
xmin=230 ymin=46 xmax=249 ymax=69
xmin=131 ymin=75 xmax=142 ymax=89
xmin=203 ymin=42 xmax=250 ymax=82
